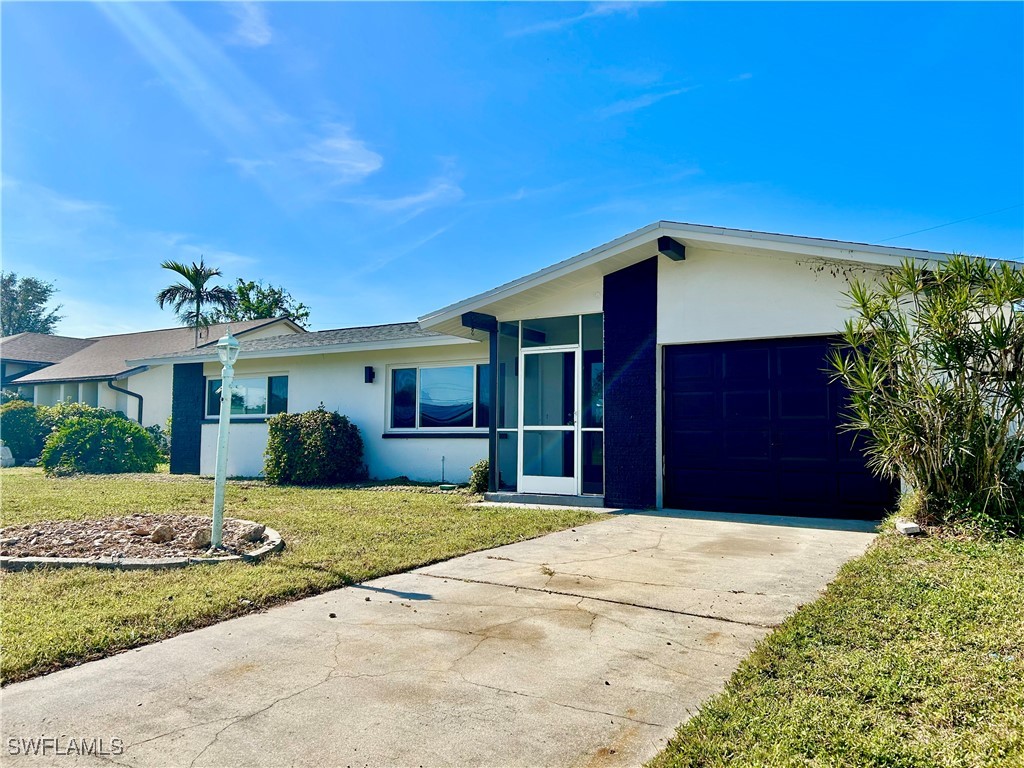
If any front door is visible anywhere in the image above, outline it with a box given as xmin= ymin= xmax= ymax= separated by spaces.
xmin=518 ymin=346 xmax=579 ymax=495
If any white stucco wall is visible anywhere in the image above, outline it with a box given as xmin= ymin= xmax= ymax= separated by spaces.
xmin=657 ymin=247 xmax=878 ymax=345
xmin=497 ymin=275 xmax=604 ymax=323
xmin=197 ymin=342 xmax=490 ymax=481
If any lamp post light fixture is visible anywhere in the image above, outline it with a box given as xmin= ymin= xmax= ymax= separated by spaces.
xmin=211 ymin=330 xmax=240 ymax=550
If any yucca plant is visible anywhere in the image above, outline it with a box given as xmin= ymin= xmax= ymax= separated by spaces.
xmin=829 ymin=254 xmax=1024 ymax=533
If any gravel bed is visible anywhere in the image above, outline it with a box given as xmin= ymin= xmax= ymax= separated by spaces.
xmin=0 ymin=515 xmax=267 ymax=559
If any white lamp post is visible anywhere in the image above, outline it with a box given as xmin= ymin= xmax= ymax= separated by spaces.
xmin=211 ymin=330 xmax=240 ymax=549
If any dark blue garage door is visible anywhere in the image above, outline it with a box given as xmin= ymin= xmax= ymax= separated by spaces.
xmin=663 ymin=337 xmax=898 ymax=520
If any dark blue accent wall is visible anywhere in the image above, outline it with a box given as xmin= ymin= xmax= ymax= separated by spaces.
xmin=603 ymin=257 xmax=658 ymax=508
xmin=170 ymin=363 xmax=204 ymax=475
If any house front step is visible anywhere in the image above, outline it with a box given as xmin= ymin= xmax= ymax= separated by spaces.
xmin=483 ymin=492 xmax=608 ymax=508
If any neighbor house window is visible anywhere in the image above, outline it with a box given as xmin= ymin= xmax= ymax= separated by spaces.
xmin=207 ymin=375 xmax=288 ymax=417
xmin=389 ymin=364 xmax=489 ymax=430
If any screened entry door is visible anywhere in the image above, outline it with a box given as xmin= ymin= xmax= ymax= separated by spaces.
xmin=518 ymin=347 xmax=579 ymax=495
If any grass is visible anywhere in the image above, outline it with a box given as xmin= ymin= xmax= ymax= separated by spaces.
xmin=0 ymin=468 xmax=598 ymax=685
xmin=649 ymin=524 xmax=1024 ymax=768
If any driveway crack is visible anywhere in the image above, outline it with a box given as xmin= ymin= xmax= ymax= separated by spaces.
xmin=417 ymin=572 xmax=776 ymax=629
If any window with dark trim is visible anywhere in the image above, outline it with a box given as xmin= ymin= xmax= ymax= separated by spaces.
xmin=389 ymin=364 xmax=489 ymax=430
xmin=207 ymin=375 xmax=288 ymax=417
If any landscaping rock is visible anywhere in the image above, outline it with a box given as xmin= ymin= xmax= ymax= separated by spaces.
xmin=241 ymin=523 xmax=266 ymax=543
xmin=189 ymin=527 xmax=212 ymax=549
xmin=150 ymin=525 xmax=175 ymax=543
xmin=895 ymin=519 xmax=923 ymax=536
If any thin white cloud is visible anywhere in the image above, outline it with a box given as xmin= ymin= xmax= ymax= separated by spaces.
xmin=226 ymin=157 xmax=274 ymax=177
xmin=226 ymin=2 xmax=272 ymax=48
xmin=732 ymin=72 xmax=754 ymax=81
xmin=596 ymin=86 xmax=695 ymax=119
xmin=510 ymin=2 xmax=646 ymax=37
xmin=292 ymin=126 xmax=384 ymax=185
xmin=97 ymin=4 xmax=382 ymax=206
xmin=349 ymin=224 xmax=456 ymax=277
xmin=343 ymin=176 xmax=464 ymax=220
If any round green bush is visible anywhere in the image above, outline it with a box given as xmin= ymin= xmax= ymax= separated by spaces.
xmin=40 ymin=415 xmax=160 ymax=475
xmin=264 ymin=406 xmax=367 ymax=485
xmin=0 ymin=400 xmax=43 ymax=464
xmin=37 ymin=401 xmax=120 ymax=436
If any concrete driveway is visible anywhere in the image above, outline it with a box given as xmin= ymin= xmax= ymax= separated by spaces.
xmin=1 ymin=510 xmax=876 ymax=767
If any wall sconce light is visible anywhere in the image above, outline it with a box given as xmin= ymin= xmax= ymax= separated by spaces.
xmin=364 ymin=366 xmax=375 ymax=384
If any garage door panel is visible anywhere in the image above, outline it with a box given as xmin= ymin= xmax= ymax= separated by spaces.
xmin=775 ymin=426 xmax=831 ymax=461
xmin=778 ymin=469 xmax=834 ymax=501
xmin=777 ymin=388 xmax=829 ymax=419
xmin=672 ymin=391 xmax=717 ymax=415
xmin=664 ymin=337 xmax=898 ymax=519
xmin=669 ymin=429 xmax=718 ymax=459
xmin=669 ymin=351 xmax=714 ymax=382
xmin=777 ymin=344 xmax=830 ymax=379
xmin=723 ymin=429 xmax=770 ymax=460
xmin=669 ymin=469 xmax=774 ymax=502
xmin=723 ymin=348 xmax=771 ymax=380
xmin=724 ymin=390 xmax=771 ymax=420
xmin=839 ymin=470 xmax=892 ymax=501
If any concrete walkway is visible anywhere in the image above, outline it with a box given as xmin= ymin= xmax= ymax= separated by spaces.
xmin=1 ymin=511 xmax=876 ymax=767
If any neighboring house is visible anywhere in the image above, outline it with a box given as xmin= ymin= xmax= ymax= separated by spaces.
xmin=130 ymin=222 xmax=959 ymax=519
xmin=0 ymin=334 xmax=97 ymax=392
xmin=3 ymin=318 xmax=303 ymax=431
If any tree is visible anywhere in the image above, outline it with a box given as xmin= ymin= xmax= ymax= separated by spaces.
xmin=210 ymin=279 xmax=311 ymax=328
xmin=155 ymin=259 xmax=237 ymax=347
xmin=0 ymin=273 xmax=63 ymax=336
xmin=829 ymin=255 xmax=1024 ymax=533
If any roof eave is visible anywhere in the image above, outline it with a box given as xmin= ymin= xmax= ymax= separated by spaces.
xmin=418 ymin=221 xmax=961 ymax=333
xmin=127 ymin=334 xmax=480 ymax=366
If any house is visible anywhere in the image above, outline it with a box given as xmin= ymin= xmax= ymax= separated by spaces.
xmin=127 ymin=221 xmax=954 ymax=520
xmin=0 ymin=333 xmax=96 ymax=392
xmin=3 ymin=318 xmax=303 ymax=430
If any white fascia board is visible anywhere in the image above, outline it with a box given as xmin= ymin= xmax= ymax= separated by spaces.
xmin=418 ymin=220 xmax=966 ymax=331
xmin=418 ymin=222 xmax=663 ymax=329
xmin=658 ymin=222 xmax=955 ymax=266
xmin=127 ymin=334 xmax=480 ymax=367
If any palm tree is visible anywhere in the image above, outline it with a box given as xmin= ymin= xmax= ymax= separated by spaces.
xmin=155 ymin=259 xmax=237 ymax=347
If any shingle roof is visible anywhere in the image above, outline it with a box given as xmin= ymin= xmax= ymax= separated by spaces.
xmin=11 ymin=318 xmax=297 ymax=384
xmin=0 ymin=333 xmax=96 ymax=364
xmin=140 ymin=322 xmax=446 ymax=363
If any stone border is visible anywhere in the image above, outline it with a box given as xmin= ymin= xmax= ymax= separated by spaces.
xmin=0 ymin=519 xmax=285 ymax=572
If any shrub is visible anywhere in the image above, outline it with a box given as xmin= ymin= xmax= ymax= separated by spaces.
xmin=830 ymin=254 xmax=1024 ymax=534
xmin=0 ymin=400 xmax=43 ymax=463
xmin=468 ymin=458 xmax=489 ymax=494
xmin=264 ymin=405 xmax=367 ymax=485
xmin=145 ymin=423 xmax=170 ymax=459
xmin=37 ymin=401 xmax=118 ymax=436
xmin=40 ymin=415 xmax=160 ymax=475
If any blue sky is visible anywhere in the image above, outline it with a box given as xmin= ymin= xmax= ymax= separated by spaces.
xmin=3 ymin=1 xmax=1022 ymax=337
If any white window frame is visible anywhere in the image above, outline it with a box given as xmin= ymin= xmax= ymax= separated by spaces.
xmin=385 ymin=360 xmax=489 ymax=433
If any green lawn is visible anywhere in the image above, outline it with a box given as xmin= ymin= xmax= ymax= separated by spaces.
xmin=649 ymin=526 xmax=1024 ymax=767
xmin=0 ymin=468 xmax=598 ymax=685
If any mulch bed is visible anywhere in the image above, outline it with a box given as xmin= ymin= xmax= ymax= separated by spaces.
xmin=0 ymin=515 xmax=266 ymax=559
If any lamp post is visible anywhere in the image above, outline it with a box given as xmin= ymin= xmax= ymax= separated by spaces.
xmin=211 ymin=330 xmax=240 ymax=550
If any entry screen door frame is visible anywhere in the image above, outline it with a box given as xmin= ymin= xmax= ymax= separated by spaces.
xmin=518 ymin=345 xmax=581 ymax=495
